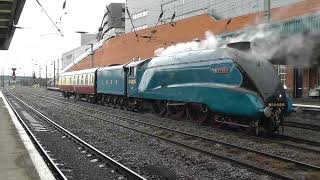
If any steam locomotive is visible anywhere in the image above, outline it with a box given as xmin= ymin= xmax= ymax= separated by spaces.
xmin=59 ymin=47 xmax=293 ymax=134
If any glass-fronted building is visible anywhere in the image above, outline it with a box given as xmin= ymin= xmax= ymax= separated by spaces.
xmin=125 ymin=0 xmax=303 ymax=33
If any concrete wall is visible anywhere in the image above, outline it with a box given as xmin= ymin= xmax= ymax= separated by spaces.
xmin=62 ymin=34 xmax=98 ymax=69
xmin=100 ymin=3 xmax=125 ymax=40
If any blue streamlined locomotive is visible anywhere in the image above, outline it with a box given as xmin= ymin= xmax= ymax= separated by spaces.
xmin=60 ymin=47 xmax=293 ymax=134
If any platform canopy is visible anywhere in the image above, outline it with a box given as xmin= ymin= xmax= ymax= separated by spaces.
xmin=0 ymin=0 xmax=25 ymax=50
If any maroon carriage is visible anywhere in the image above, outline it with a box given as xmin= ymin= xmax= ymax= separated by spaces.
xmin=59 ymin=68 xmax=98 ymax=100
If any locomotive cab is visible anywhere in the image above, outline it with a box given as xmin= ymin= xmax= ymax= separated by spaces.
xmin=125 ymin=59 xmax=151 ymax=97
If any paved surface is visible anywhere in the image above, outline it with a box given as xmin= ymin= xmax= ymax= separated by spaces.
xmin=294 ymin=98 xmax=320 ymax=106
xmin=0 ymin=96 xmax=40 ymax=180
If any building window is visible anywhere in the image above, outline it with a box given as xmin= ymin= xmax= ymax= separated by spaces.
xmin=276 ymin=65 xmax=286 ymax=85
xmin=132 ymin=10 xmax=148 ymax=20
xmin=132 ymin=24 xmax=148 ymax=32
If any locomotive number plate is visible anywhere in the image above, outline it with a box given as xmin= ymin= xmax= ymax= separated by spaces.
xmin=268 ymin=103 xmax=285 ymax=108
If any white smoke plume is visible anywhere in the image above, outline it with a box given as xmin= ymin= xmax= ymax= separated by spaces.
xmin=154 ymin=23 xmax=320 ymax=67
xmin=154 ymin=31 xmax=222 ymax=56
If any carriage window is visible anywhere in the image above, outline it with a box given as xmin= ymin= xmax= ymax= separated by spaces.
xmin=81 ymin=75 xmax=84 ymax=85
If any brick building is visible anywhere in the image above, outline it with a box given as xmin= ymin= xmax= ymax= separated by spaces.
xmin=64 ymin=0 xmax=320 ymax=98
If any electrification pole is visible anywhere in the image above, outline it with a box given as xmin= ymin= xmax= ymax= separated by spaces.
xmin=53 ymin=60 xmax=56 ymax=87
xmin=90 ymin=44 xmax=94 ymax=68
xmin=57 ymin=59 xmax=59 ymax=86
xmin=264 ymin=0 xmax=271 ymax=22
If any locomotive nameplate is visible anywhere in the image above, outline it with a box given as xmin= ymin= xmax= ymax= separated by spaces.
xmin=211 ymin=67 xmax=230 ymax=74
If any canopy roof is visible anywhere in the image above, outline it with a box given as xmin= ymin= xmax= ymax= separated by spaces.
xmin=0 ymin=0 xmax=25 ymax=50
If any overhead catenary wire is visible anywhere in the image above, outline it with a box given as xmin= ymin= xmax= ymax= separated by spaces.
xmin=146 ymin=10 xmax=164 ymax=43
xmin=34 ymin=0 xmax=64 ymax=37
xmin=126 ymin=6 xmax=140 ymax=42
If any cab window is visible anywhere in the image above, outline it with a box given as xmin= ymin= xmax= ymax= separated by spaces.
xmin=129 ymin=67 xmax=135 ymax=77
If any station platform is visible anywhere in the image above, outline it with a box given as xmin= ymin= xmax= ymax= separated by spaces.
xmin=0 ymin=92 xmax=54 ymax=180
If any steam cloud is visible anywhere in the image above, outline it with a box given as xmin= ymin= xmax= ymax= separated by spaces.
xmin=154 ymin=31 xmax=223 ymax=56
xmin=154 ymin=24 xmax=320 ymax=67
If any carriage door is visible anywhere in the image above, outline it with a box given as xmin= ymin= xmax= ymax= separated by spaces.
xmin=294 ymin=68 xmax=303 ymax=98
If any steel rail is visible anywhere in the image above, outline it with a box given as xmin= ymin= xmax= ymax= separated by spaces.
xmin=2 ymin=94 xmax=68 ymax=180
xmin=8 ymin=93 xmax=147 ymax=180
xmin=284 ymin=121 xmax=320 ymax=132
xmin=17 ymin=92 xmax=320 ymax=179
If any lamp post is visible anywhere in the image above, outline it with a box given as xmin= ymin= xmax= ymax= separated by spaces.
xmin=53 ymin=60 xmax=56 ymax=87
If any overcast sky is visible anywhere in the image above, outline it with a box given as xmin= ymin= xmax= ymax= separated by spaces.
xmin=0 ymin=0 xmax=125 ymax=77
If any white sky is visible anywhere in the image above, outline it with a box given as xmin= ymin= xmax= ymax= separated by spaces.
xmin=0 ymin=0 xmax=125 ymax=77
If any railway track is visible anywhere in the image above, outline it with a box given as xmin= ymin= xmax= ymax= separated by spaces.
xmin=22 ymin=89 xmax=320 ymax=152
xmin=4 ymin=92 xmax=146 ymax=180
xmin=11 ymin=90 xmax=320 ymax=179
xmin=37 ymin=89 xmax=320 ymax=132
xmin=283 ymin=121 xmax=320 ymax=132
xmin=293 ymin=104 xmax=320 ymax=112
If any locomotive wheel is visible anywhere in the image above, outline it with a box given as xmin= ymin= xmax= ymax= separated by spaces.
xmin=262 ymin=117 xmax=279 ymax=135
xmin=212 ymin=115 xmax=224 ymax=128
xmin=75 ymin=93 xmax=80 ymax=101
xmin=152 ymin=101 xmax=167 ymax=117
xmin=167 ymin=105 xmax=186 ymax=119
xmin=186 ymin=104 xmax=208 ymax=125
xmin=106 ymin=96 xmax=112 ymax=106
xmin=119 ymin=97 xmax=127 ymax=109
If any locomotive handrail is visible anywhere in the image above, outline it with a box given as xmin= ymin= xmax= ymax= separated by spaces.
xmin=293 ymin=103 xmax=320 ymax=109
